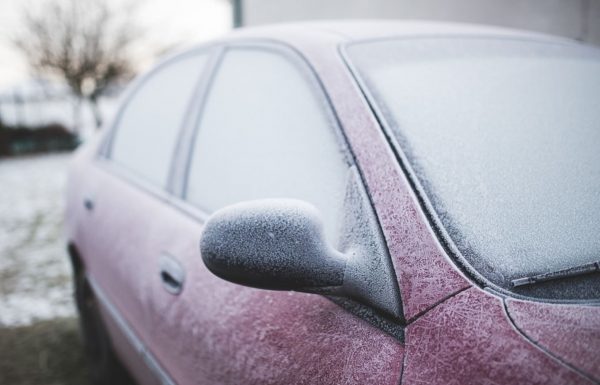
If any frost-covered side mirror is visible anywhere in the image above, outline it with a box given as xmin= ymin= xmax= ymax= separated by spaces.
xmin=200 ymin=200 xmax=346 ymax=293
xmin=200 ymin=168 xmax=404 ymax=322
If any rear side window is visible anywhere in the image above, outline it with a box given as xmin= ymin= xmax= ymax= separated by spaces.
xmin=186 ymin=48 xmax=349 ymax=242
xmin=110 ymin=53 xmax=209 ymax=187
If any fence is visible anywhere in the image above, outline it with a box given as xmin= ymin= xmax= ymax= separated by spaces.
xmin=0 ymin=80 xmax=120 ymax=136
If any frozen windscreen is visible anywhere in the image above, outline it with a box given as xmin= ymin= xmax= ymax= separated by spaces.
xmin=348 ymin=38 xmax=600 ymax=290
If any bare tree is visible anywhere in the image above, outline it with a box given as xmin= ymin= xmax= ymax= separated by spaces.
xmin=13 ymin=0 xmax=141 ymax=131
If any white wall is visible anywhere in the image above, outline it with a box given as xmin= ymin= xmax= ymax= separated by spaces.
xmin=241 ymin=0 xmax=600 ymax=46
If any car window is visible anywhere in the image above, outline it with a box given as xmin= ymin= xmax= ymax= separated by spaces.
xmin=110 ymin=53 xmax=209 ymax=188
xmin=186 ymin=47 xmax=349 ymax=243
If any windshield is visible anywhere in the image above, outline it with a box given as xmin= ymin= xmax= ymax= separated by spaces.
xmin=347 ymin=38 xmax=600 ymax=295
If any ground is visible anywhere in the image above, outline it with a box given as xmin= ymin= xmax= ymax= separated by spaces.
xmin=0 ymin=153 xmax=90 ymax=384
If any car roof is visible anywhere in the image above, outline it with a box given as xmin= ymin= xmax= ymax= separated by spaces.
xmin=161 ymin=20 xmax=578 ymax=70
xmin=220 ymin=20 xmax=571 ymax=46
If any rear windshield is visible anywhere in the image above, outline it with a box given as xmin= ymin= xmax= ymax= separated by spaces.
xmin=347 ymin=38 xmax=600 ymax=293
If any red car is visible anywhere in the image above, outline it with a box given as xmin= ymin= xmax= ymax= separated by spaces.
xmin=66 ymin=21 xmax=600 ymax=385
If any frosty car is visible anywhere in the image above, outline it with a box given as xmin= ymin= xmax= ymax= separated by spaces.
xmin=65 ymin=21 xmax=600 ymax=385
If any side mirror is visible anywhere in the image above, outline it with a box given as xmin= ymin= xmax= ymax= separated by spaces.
xmin=199 ymin=168 xmax=403 ymax=320
xmin=200 ymin=200 xmax=346 ymax=293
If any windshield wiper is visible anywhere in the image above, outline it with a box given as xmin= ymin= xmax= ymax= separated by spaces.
xmin=511 ymin=261 xmax=600 ymax=288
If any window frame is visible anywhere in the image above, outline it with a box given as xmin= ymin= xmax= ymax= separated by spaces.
xmin=179 ymin=40 xmax=355 ymax=219
xmin=94 ymin=44 xmax=222 ymax=211
xmin=93 ymin=39 xmax=356 ymax=226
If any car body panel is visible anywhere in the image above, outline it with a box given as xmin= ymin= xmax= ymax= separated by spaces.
xmin=65 ymin=21 xmax=599 ymax=385
xmin=77 ymin=161 xmax=157 ymax=341
xmin=506 ymin=298 xmax=600 ymax=382
xmin=143 ymin=202 xmax=404 ymax=384
xmin=88 ymin=276 xmax=164 ymax=385
xmin=66 ymin=140 xmax=164 ymax=385
xmin=403 ymin=288 xmax=593 ymax=384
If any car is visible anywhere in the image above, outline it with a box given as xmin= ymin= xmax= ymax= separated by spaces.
xmin=65 ymin=21 xmax=600 ymax=385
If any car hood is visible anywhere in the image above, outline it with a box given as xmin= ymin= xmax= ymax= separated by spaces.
xmin=505 ymin=298 xmax=600 ymax=382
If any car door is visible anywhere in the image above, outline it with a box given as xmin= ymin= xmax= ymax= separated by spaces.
xmin=79 ymin=49 xmax=213 ymax=384
xmin=143 ymin=43 xmax=405 ymax=385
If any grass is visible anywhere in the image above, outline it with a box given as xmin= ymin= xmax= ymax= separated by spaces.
xmin=0 ymin=154 xmax=89 ymax=383
xmin=0 ymin=317 xmax=90 ymax=385
xmin=0 ymin=210 xmax=58 ymax=298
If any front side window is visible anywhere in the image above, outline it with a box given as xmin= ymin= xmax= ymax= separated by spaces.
xmin=347 ymin=38 xmax=600 ymax=297
xmin=186 ymin=47 xmax=349 ymax=242
xmin=110 ymin=53 xmax=209 ymax=187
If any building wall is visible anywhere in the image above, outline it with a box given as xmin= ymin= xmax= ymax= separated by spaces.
xmin=240 ymin=0 xmax=600 ymax=46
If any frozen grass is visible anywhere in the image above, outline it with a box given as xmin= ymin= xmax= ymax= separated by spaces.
xmin=0 ymin=153 xmax=75 ymax=326
xmin=0 ymin=153 xmax=89 ymax=384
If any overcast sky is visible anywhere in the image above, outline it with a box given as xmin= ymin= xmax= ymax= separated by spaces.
xmin=0 ymin=0 xmax=232 ymax=90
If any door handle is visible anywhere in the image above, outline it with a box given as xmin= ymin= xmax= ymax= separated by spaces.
xmin=159 ymin=254 xmax=185 ymax=295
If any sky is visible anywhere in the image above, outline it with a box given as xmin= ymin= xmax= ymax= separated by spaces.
xmin=0 ymin=0 xmax=232 ymax=90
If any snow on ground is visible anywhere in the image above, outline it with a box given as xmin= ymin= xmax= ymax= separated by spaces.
xmin=0 ymin=153 xmax=75 ymax=326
